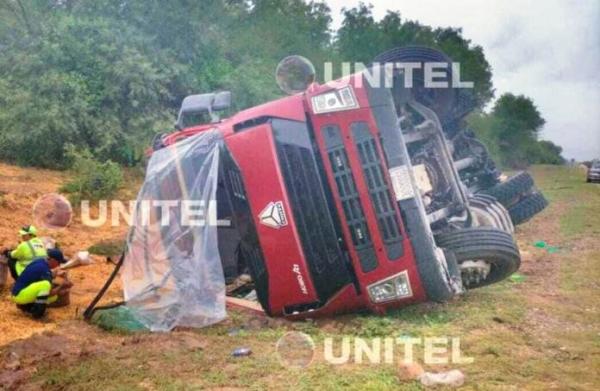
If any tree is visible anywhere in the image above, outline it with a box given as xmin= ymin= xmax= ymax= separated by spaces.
xmin=468 ymin=93 xmax=562 ymax=167
xmin=336 ymin=4 xmax=382 ymax=63
xmin=0 ymin=0 xmax=561 ymax=171
xmin=466 ymin=111 xmax=503 ymax=164
xmin=0 ymin=0 xmax=336 ymax=168
xmin=336 ymin=4 xmax=494 ymax=108
xmin=0 ymin=14 xmax=186 ymax=167
xmin=533 ymin=140 xmax=565 ymax=165
xmin=492 ymin=93 xmax=545 ymax=136
xmin=491 ymin=93 xmax=545 ymax=166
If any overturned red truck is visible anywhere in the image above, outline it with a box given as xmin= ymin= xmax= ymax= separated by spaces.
xmin=143 ymin=55 xmax=529 ymax=320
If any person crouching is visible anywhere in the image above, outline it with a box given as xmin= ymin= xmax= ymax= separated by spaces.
xmin=11 ymin=249 xmax=71 ymax=318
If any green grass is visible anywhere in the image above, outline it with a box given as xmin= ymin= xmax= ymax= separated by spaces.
xmin=530 ymin=165 xmax=600 ymax=239
xmin=27 ymin=166 xmax=600 ymax=390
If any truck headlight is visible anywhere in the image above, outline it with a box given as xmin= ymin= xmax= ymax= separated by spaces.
xmin=367 ymin=271 xmax=413 ymax=303
xmin=311 ymin=86 xmax=359 ymax=114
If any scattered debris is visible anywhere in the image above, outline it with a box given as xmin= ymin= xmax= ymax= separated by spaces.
xmin=533 ymin=241 xmax=560 ymax=254
xmin=397 ymin=361 xmax=425 ymax=381
xmin=244 ymin=290 xmax=258 ymax=301
xmin=534 ymin=241 xmax=547 ymax=248
xmin=39 ymin=236 xmax=57 ymax=249
xmin=227 ymin=327 xmax=242 ymax=336
xmin=419 ymin=369 xmax=465 ymax=388
xmin=509 ymin=273 xmax=526 ymax=283
xmin=226 ymin=274 xmax=253 ymax=295
xmin=60 ymin=251 xmax=92 ymax=269
xmin=231 ymin=347 xmax=252 ymax=357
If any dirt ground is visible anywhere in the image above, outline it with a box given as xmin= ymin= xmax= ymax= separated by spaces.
xmin=0 ymin=163 xmax=129 ymax=345
xmin=0 ymin=164 xmax=599 ymax=390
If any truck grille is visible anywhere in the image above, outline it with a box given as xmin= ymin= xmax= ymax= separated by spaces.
xmin=322 ymin=125 xmax=378 ymax=272
xmin=245 ymin=246 xmax=266 ymax=278
xmin=218 ymin=149 xmax=270 ymax=312
xmin=352 ymin=122 xmax=404 ymax=260
xmin=228 ymin=169 xmax=246 ymax=200
xmin=272 ymin=119 xmax=351 ymax=302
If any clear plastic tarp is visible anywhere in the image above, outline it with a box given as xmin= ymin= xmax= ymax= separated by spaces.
xmin=121 ymin=129 xmax=226 ymax=331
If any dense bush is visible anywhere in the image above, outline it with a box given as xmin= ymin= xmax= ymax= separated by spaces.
xmin=0 ymin=0 xmax=332 ymax=169
xmin=60 ymin=147 xmax=123 ymax=203
xmin=0 ymin=1 xmax=561 ymax=170
xmin=0 ymin=15 xmax=182 ymax=168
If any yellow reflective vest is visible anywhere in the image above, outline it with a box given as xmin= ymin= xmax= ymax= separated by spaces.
xmin=10 ymin=237 xmax=48 ymax=275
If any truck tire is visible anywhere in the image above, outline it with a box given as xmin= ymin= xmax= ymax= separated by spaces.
xmin=373 ymin=46 xmax=457 ymax=125
xmin=469 ymin=194 xmax=514 ymax=234
xmin=482 ymin=171 xmax=534 ymax=207
xmin=434 ymin=227 xmax=521 ymax=289
xmin=508 ymin=191 xmax=548 ymax=225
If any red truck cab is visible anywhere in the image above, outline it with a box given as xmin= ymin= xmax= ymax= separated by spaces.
xmin=155 ymin=70 xmax=458 ymax=318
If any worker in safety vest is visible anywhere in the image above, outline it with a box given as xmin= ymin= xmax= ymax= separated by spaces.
xmin=11 ymin=256 xmax=57 ymax=318
xmin=7 ymin=225 xmax=47 ymax=278
xmin=10 ymin=248 xmax=72 ymax=319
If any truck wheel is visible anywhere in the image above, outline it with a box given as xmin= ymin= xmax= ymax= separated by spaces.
xmin=434 ymin=227 xmax=521 ymax=289
xmin=508 ymin=191 xmax=549 ymax=225
xmin=373 ymin=46 xmax=458 ymax=125
xmin=469 ymin=194 xmax=514 ymax=234
xmin=482 ymin=171 xmax=534 ymax=207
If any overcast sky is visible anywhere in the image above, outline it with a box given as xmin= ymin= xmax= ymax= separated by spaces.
xmin=326 ymin=0 xmax=600 ymax=160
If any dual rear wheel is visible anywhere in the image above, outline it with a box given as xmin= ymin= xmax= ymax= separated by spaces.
xmin=435 ymin=227 xmax=521 ymax=289
xmin=483 ymin=172 xmax=548 ymax=225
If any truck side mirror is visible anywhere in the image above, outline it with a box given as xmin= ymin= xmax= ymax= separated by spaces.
xmin=175 ymin=91 xmax=232 ymax=130
xmin=212 ymin=91 xmax=231 ymax=111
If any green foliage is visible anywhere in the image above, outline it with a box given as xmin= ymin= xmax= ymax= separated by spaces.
xmin=491 ymin=93 xmax=546 ymax=167
xmin=0 ymin=0 xmax=558 ymax=172
xmin=466 ymin=111 xmax=503 ymax=164
xmin=531 ymin=140 xmax=565 ymax=165
xmin=336 ymin=4 xmax=494 ymax=107
xmin=468 ymin=93 xmax=563 ymax=168
xmin=0 ymin=14 xmax=181 ymax=167
xmin=0 ymin=0 xmax=335 ymax=169
xmin=60 ymin=147 xmax=123 ymax=202
xmin=493 ymin=94 xmax=545 ymax=129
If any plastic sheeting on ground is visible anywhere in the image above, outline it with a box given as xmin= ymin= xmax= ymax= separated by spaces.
xmin=90 ymin=306 xmax=149 ymax=332
xmin=120 ymin=129 xmax=226 ymax=331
